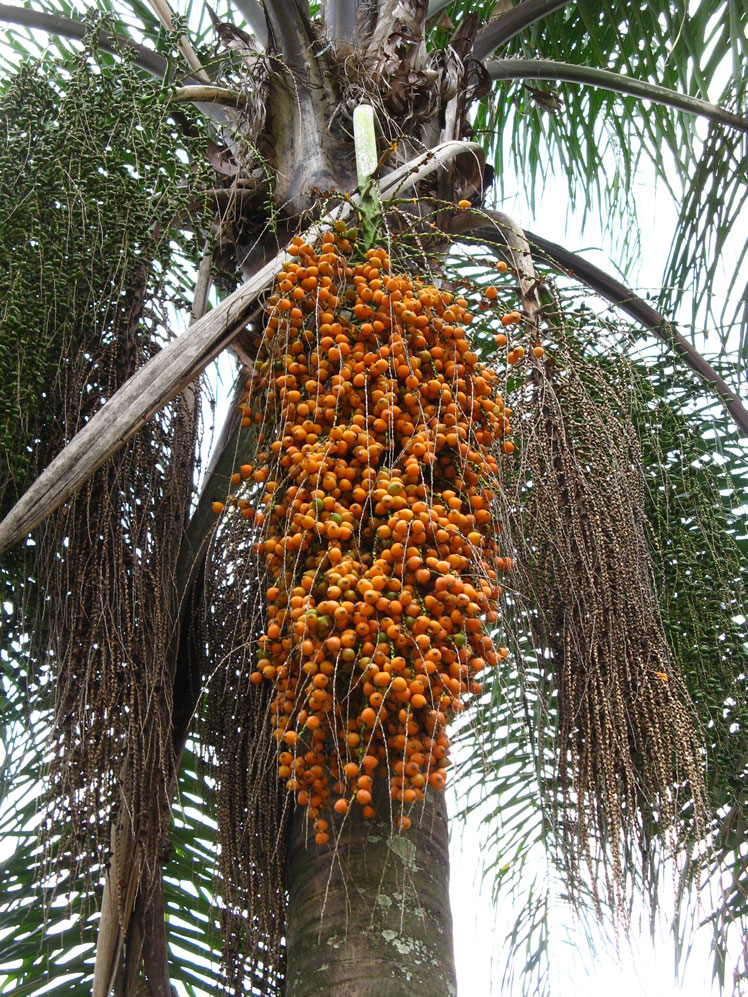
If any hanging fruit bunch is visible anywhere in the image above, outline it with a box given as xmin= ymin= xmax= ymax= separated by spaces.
xmin=218 ymin=225 xmax=523 ymax=842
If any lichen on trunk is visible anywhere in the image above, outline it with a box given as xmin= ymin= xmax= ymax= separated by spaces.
xmin=285 ymin=786 xmax=455 ymax=997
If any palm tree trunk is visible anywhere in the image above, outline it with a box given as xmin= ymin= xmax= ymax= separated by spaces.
xmin=285 ymin=786 xmax=456 ymax=997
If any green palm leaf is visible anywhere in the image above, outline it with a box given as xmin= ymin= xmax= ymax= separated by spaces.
xmin=466 ymin=0 xmax=748 ymax=356
xmin=0 ymin=726 xmax=232 ymax=994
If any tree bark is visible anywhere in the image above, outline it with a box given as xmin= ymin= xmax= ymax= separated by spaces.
xmin=263 ymin=0 xmax=353 ymax=213
xmin=285 ymin=786 xmax=456 ymax=997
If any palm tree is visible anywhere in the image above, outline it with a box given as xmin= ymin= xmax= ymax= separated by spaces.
xmin=0 ymin=2 xmax=746 ymax=994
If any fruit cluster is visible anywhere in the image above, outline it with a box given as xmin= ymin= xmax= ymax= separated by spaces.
xmin=223 ymin=231 xmax=514 ymax=841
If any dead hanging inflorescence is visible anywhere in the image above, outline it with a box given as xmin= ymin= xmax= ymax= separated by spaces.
xmin=39 ymin=325 xmax=199 ymax=904
xmin=201 ymin=483 xmax=289 ymax=997
xmin=498 ymin=313 xmax=709 ymax=919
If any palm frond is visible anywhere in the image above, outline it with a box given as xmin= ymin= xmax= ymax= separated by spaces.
xmin=659 ymin=106 xmax=748 ymax=365
xmin=453 ymin=631 xmax=614 ymax=997
xmin=0 ymin=720 xmax=229 ymax=994
xmin=452 ymin=659 xmax=555 ymax=997
xmin=455 ymin=274 xmax=748 ymax=991
xmin=470 ymin=0 xmax=748 ymax=360
xmin=442 ymin=228 xmax=747 ymax=987
xmin=0 ymin=3 xmax=178 ymax=80
xmin=636 ymin=350 xmax=748 ymax=988
xmin=471 ymin=0 xmax=580 ymax=60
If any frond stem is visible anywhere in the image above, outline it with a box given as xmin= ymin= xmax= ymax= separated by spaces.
xmin=0 ymin=4 xmax=178 ymax=81
xmin=147 ymin=0 xmax=211 ymax=84
xmin=173 ymin=85 xmax=245 ymax=107
xmin=486 ymin=58 xmax=748 ymax=133
xmin=321 ymin=0 xmax=358 ymax=43
xmin=471 ymin=0 xmax=575 ymax=61
xmin=521 ymin=232 xmax=748 ymax=436
xmin=232 ymin=0 xmax=268 ymax=47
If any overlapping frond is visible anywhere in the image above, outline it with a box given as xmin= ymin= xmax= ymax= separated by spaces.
xmin=0 ymin=708 xmax=233 ymax=996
